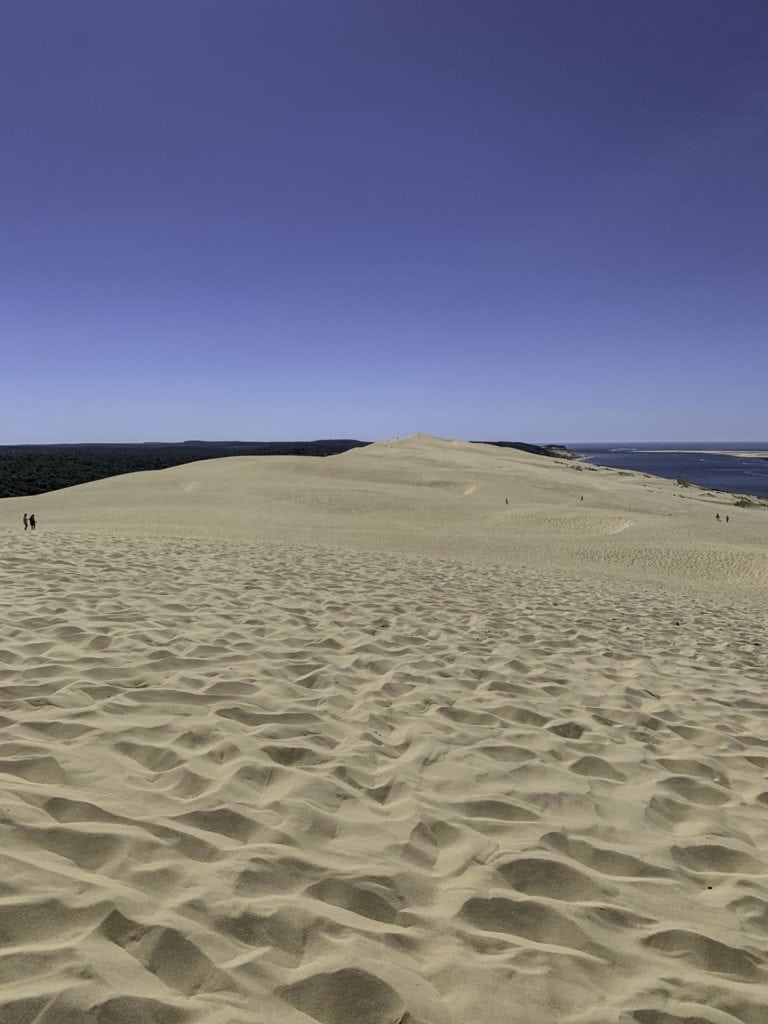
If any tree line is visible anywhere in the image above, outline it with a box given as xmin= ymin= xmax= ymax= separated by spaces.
xmin=0 ymin=441 xmax=369 ymax=498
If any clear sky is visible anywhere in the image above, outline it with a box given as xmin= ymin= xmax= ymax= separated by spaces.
xmin=2 ymin=1 xmax=766 ymax=443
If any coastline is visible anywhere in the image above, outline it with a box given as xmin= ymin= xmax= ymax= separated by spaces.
xmin=573 ymin=445 xmax=768 ymax=501
xmin=622 ymin=448 xmax=768 ymax=459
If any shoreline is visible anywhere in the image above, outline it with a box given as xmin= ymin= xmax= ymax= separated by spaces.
xmin=606 ymin=448 xmax=768 ymax=459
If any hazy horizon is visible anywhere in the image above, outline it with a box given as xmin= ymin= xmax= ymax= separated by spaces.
xmin=3 ymin=435 xmax=768 ymax=448
xmin=2 ymin=2 xmax=766 ymax=443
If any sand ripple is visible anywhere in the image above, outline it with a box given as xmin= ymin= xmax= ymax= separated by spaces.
xmin=1 ymin=531 xmax=767 ymax=1022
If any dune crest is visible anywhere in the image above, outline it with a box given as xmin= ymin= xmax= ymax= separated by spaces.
xmin=7 ymin=432 xmax=767 ymax=591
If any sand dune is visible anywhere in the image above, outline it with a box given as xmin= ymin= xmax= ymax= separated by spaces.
xmin=1 ymin=435 xmax=767 ymax=1022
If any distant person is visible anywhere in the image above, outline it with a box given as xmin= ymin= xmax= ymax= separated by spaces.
xmin=505 ymin=498 xmax=509 ymax=505
xmin=23 ymin=513 xmax=28 ymax=530
xmin=726 ymin=515 xmax=730 ymax=523
xmin=580 ymin=495 xmax=584 ymax=502
xmin=715 ymin=513 xmax=720 ymax=521
xmin=29 ymin=514 xmax=36 ymax=531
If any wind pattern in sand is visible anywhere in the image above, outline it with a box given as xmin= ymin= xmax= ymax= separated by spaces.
xmin=1 ymin=436 xmax=768 ymax=1023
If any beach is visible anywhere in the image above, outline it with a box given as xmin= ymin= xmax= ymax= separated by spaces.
xmin=623 ymin=451 xmax=768 ymax=459
xmin=2 ymin=435 xmax=767 ymax=1024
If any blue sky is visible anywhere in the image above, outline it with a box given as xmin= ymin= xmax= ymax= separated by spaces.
xmin=2 ymin=1 xmax=766 ymax=442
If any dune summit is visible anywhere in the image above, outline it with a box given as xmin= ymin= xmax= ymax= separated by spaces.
xmin=7 ymin=434 xmax=768 ymax=591
xmin=1 ymin=434 xmax=767 ymax=1023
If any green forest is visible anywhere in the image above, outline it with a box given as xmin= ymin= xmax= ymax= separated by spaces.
xmin=0 ymin=441 xmax=369 ymax=498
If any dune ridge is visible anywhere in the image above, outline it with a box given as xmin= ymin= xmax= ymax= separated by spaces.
xmin=2 ymin=435 xmax=767 ymax=1023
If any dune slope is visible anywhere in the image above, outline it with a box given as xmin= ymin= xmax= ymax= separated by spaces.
xmin=1 ymin=435 xmax=767 ymax=1023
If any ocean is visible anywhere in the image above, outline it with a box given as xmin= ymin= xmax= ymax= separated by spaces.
xmin=569 ymin=443 xmax=768 ymax=500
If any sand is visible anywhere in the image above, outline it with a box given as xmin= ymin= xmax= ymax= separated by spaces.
xmin=627 ymin=451 xmax=768 ymax=459
xmin=1 ymin=434 xmax=767 ymax=1024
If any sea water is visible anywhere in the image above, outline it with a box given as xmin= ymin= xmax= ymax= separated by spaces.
xmin=568 ymin=443 xmax=768 ymax=500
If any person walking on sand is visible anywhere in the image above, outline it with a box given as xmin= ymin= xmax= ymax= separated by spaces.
xmin=29 ymin=514 xmax=36 ymax=531
xmin=726 ymin=515 xmax=730 ymax=523
xmin=23 ymin=513 xmax=28 ymax=530
xmin=715 ymin=513 xmax=720 ymax=521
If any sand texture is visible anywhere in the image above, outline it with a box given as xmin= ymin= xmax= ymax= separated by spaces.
xmin=2 ymin=435 xmax=768 ymax=1024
